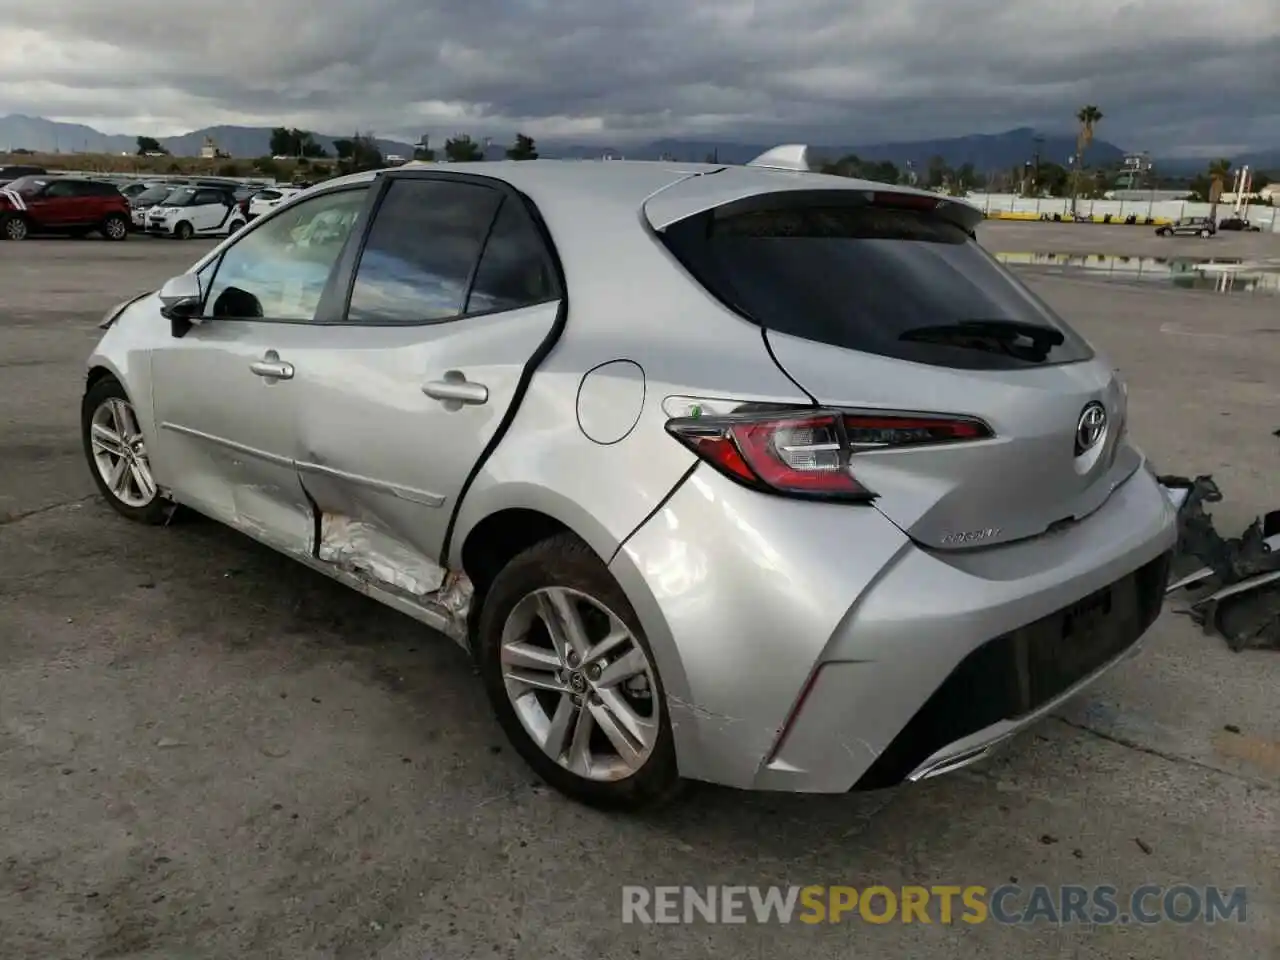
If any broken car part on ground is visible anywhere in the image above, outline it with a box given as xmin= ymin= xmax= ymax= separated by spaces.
xmin=1160 ymin=474 xmax=1280 ymax=651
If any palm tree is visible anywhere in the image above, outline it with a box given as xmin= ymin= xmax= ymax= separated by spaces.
xmin=1072 ymin=105 xmax=1104 ymax=215
xmin=1207 ymin=158 xmax=1232 ymax=225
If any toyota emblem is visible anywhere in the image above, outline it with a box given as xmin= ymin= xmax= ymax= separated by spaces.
xmin=1075 ymin=402 xmax=1108 ymax=455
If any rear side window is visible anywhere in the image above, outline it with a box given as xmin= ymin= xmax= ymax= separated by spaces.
xmin=465 ymin=198 xmax=556 ymax=314
xmin=346 ymin=179 xmax=502 ymax=324
xmin=661 ymin=200 xmax=1094 ymax=370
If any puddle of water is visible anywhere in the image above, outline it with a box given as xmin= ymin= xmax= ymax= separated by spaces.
xmin=996 ymin=252 xmax=1280 ymax=296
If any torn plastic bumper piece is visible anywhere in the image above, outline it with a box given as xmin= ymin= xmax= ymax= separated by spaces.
xmin=1157 ymin=473 xmax=1280 ymax=651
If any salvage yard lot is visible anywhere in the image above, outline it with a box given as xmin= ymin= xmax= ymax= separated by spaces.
xmin=1 ymin=223 xmax=1277 ymax=959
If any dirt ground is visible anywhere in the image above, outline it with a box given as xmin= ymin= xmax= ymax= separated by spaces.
xmin=0 ymin=224 xmax=1277 ymax=959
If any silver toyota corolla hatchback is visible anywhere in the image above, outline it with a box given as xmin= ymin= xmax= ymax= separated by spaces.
xmin=82 ymin=149 xmax=1177 ymax=809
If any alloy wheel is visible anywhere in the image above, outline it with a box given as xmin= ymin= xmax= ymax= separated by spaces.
xmin=499 ymin=586 xmax=660 ymax=782
xmin=4 ymin=217 xmax=28 ymax=241
xmin=89 ymin=397 xmax=157 ymax=508
xmin=104 ymin=217 xmax=127 ymax=240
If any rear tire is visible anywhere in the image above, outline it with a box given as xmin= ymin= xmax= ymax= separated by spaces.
xmin=1199 ymin=229 xmax=1211 ymax=238
xmin=81 ymin=376 xmax=171 ymax=525
xmin=474 ymin=533 xmax=681 ymax=811
xmin=227 ymin=219 xmax=245 ymax=235
xmin=174 ymin=221 xmax=194 ymax=240
xmin=100 ymin=214 xmax=129 ymax=241
xmin=2 ymin=214 xmax=29 ymax=241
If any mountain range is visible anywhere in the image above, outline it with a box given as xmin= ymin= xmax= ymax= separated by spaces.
xmin=2 ymin=114 xmax=1277 ymax=175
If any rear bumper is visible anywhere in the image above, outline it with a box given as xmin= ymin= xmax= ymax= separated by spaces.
xmin=611 ymin=462 xmax=1177 ymax=793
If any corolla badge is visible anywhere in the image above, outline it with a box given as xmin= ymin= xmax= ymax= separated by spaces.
xmin=1075 ymin=402 xmax=1108 ymax=455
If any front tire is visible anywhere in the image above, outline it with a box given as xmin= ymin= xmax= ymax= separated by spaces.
xmin=1200 ymin=229 xmax=1211 ymax=238
xmin=174 ymin=221 xmax=194 ymax=240
xmin=227 ymin=219 xmax=245 ymax=235
xmin=81 ymin=377 xmax=169 ymax=525
xmin=100 ymin=214 xmax=129 ymax=241
xmin=475 ymin=533 xmax=681 ymax=810
xmin=2 ymin=214 xmax=29 ymax=240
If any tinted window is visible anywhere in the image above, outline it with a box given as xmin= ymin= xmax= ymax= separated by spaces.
xmin=70 ymin=181 xmax=117 ymax=197
xmin=193 ymin=189 xmax=225 ymax=205
xmin=135 ymin=185 xmax=175 ymax=204
xmin=5 ymin=176 xmax=50 ymax=195
xmin=662 ymin=200 xmax=1093 ymax=370
xmin=43 ymin=181 xmax=76 ymax=198
xmin=465 ymin=199 xmax=556 ymax=314
xmin=346 ymin=179 xmax=501 ymax=324
xmin=203 ymin=187 xmax=368 ymax=321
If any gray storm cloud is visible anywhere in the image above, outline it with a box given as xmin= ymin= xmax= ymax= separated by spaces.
xmin=0 ymin=0 xmax=1276 ymax=151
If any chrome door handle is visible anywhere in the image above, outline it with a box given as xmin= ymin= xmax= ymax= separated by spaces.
xmin=423 ymin=371 xmax=488 ymax=406
xmin=249 ymin=350 xmax=294 ymax=381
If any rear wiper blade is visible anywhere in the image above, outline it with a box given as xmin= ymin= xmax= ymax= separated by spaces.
xmin=899 ymin=319 xmax=1064 ymax=359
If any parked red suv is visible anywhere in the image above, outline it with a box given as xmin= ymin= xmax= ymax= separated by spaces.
xmin=0 ymin=176 xmax=132 ymax=241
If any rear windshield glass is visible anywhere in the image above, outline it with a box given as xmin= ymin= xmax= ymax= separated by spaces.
xmin=661 ymin=201 xmax=1094 ymax=370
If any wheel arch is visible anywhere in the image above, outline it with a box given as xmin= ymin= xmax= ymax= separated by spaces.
xmin=456 ymin=495 xmax=615 ymax=651
xmin=453 ymin=481 xmax=697 ymax=711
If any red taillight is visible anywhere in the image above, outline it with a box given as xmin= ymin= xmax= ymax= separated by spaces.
xmin=666 ymin=408 xmax=992 ymax=501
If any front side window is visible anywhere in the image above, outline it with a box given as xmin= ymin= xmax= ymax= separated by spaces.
xmin=346 ymin=178 xmax=502 ymax=324
xmin=202 ymin=187 xmax=369 ymax=321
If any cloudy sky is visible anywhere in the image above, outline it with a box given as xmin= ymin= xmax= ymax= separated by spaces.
xmin=0 ymin=0 xmax=1276 ymax=154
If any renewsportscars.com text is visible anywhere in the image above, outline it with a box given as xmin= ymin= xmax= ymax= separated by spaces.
xmin=621 ymin=884 xmax=1248 ymax=926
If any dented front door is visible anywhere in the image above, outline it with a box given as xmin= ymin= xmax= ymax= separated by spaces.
xmin=286 ymin=173 xmax=563 ymax=600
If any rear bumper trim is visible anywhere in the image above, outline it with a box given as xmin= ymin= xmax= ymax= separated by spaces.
xmin=854 ymin=549 xmax=1171 ymax=790
xmin=904 ymin=612 xmax=1155 ymax=782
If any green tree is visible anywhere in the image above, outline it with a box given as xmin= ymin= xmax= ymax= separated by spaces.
xmin=444 ymin=135 xmax=485 ymax=162
xmin=925 ymin=155 xmax=951 ymax=189
xmin=252 ymin=156 xmax=283 ymax=178
xmin=135 ymin=136 xmax=167 ymax=156
xmin=334 ymin=132 xmax=383 ymax=174
xmin=864 ymin=160 xmax=900 ymax=185
xmin=1207 ymin=158 xmax=1231 ymax=223
xmin=268 ymin=127 xmax=327 ymax=158
xmin=506 ymin=133 xmax=538 ymax=160
xmin=1039 ymin=162 xmax=1069 ymax=197
xmin=1071 ymin=104 xmax=1104 ymax=213
xmin=269 ymin=127 xmax=294 ymax=156
xmin=818 ymin=153 xmax=862 ymax=177
xmin=217 ymin=162 xmax=242 ymax=177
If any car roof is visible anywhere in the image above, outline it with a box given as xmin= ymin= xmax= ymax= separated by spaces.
xmin=322 ymin=157 xmax=983 ymax=231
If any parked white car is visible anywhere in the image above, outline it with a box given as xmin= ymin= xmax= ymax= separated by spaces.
xmin=247 ymin=186 xmax=305 ymax=221
xmin=144 ymin=185 xmax=246 ymax=240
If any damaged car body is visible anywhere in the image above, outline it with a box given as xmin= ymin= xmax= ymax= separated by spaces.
xmin=81 ymin=150 xmax=1177 ymax=810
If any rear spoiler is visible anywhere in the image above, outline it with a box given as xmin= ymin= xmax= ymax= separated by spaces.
xmin=644 ymin=143 xmax=984 ymax=233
